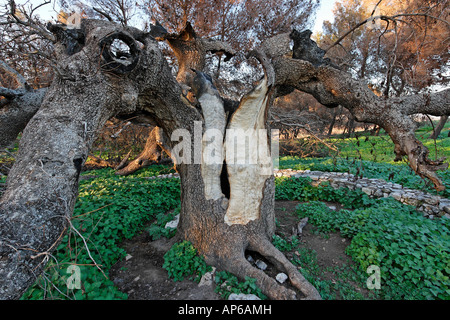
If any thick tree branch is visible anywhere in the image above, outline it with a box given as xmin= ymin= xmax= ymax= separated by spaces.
xmin=396 ymin=89 xmax=450 ymax=116
xmin=0 ymin=88 xmax=46 ymax=149
xmin=268 ymin=30 xmax=449 ymax=190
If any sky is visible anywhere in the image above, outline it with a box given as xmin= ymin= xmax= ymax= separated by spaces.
xmin=313 ymin=0 xmax=337 ymax=34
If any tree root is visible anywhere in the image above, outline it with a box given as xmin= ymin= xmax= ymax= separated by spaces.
xmin=249 ymin=237 xmax=322 ymax=300
xmin=215 ymin=237 xmax=322 ymax=300
xmin=222 ymin=256 xmax=298 ymax=300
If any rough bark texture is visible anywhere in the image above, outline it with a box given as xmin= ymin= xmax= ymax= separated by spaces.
xmin=0 ymin=88 xmax=46 ymax=149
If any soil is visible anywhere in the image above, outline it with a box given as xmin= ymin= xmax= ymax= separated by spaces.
xmin=108 ymin=200 xmax=368 ymax=300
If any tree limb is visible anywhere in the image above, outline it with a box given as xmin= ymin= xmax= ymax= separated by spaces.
xmin=269 ymin=30 xmax=449 ymax=190
xmin=0 ymin=88 xmax=46 ymax=149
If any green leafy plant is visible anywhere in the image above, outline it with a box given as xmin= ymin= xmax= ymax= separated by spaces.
xmin=295 ymin=193 xmax=450 ymax=300
xmin=272 ymin=234 xmax=300 ymax=252
xmin=275 ymin=176 xmax=377 ymax=209
xmin=148 ymin=206 xmax=180 ymax=240
xmin=163 ymin=240 xmax=212 ymax=282
xmin=214 ymin=271 xmax=267 ymax=300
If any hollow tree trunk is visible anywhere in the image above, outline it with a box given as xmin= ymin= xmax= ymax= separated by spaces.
xmin=152 ymin=26 xmax=321 ymax=299
xmin=173 ymin=74 xmax=320 ymax=300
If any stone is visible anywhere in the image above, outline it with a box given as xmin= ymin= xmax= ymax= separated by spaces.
xmin=255 ymin=260 xmax=267 ymax=271
xmin=297 ymin=217 xmax=308 ymax=234
xmin=165 ymin=214 xmax=180 ymax=229
xmin=228 ymin=293 xmax=261 ymax=300
xmin=391 ymin=192 xmax=402 ymax=201
xmin=403 ymin=198 xmax=420 ymax=206
xmin=424 ymin=196 xmax=439 ymax=205
xmin=276 ymin=273 xmax=288 ymax=284
xmin=373 ymin=189 xmax=383 ymax=197
xmin=198 ymin=267 xmax=216 ymax=287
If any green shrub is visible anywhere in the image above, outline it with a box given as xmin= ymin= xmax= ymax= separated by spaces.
xmin=272 ymin=234 xmax=300 ymax=252
xmin=148 ymin=206 xmax=180 ymax=240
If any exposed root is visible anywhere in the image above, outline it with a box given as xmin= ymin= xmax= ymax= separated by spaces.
xmin=249 ymin=237 xmax=322 ymax=300
xmin=222 ymin=256 xmax=298 ymax=300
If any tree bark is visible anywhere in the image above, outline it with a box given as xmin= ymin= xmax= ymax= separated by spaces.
xmin=326 ymin=106 xmax=339 ymax=137
xmin=428 ymin=116 xmax=448 ymax=140
xmin=0 ymin=87 xmax=46 ymax=150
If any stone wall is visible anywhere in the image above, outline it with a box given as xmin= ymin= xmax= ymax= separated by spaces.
xmin=274 ymin=169 xmax=450 ymax=219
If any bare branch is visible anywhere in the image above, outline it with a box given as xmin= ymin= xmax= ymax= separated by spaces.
xmin=5 ymin=0 xmax=56 ymax=43
xmin=93 ymin=7 xmax=113 ymax=22
xmin=325 ymin=12 xmax=450 ymax=53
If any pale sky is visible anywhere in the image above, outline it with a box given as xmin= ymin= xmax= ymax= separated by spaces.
xmin=313 ymin=0 xmax=337 ymax=34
